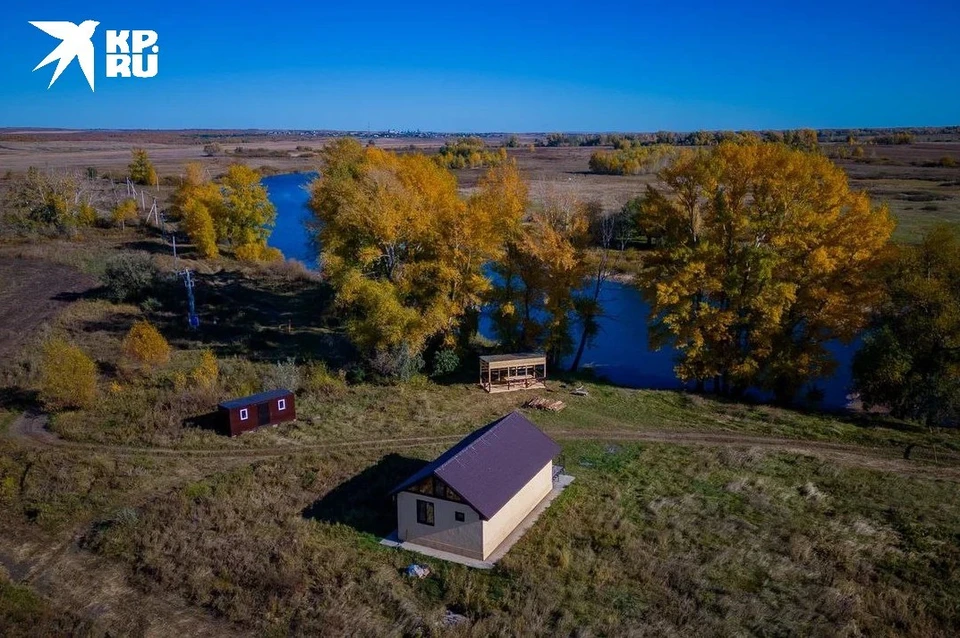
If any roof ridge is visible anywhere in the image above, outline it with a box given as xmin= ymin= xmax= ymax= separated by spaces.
xmin=433 ymin=411 xmax=515 ymax=472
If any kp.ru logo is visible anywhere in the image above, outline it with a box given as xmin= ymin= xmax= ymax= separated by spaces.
xmin=30 ymin=20 xmax=159 ymax=92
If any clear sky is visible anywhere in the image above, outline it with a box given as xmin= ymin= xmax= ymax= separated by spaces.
xmin=1 ymin=0 xmax=958 ymax=131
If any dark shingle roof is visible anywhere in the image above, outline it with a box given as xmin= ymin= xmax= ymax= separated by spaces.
xmin=391 ymin=411 xmax=560 ymax=519
xmin=218 ymin=388 xmax=291 ymax=410
xmin=478 ymin=352 xmax=545 ymax=363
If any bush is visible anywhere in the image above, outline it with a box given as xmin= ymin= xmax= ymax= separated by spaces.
xmin=430 ymin=348 xmax=460 ymax=377
xmin=303 ymin=361 xmax=346 ymax=396
xmin=122 ymin=320 xmax=171 ymax=368
xmin=369 ymin=344 xmax=424 ymax=382
xmin=262 ymin=357 xmax=301 ymax=392
xmin=219 ymin=357 xmax=261 ymax=396
xmin=235 ymin=242 xmax=283 ymax=263
xmin=39 ymin=338 xmax=97 ymax=410
xmin=76 ymin=202 xmax=97 ymax=226
xmin=190 ymin=349 xmax=219 ymax=390
xmin=101 ymin=254 xmax=159 ymax=303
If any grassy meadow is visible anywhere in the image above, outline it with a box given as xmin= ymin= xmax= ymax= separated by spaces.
xmin=80 ymin=441 xmax=960 ymax=636
xmin=1 ymin=133 xmax=959 ymax=634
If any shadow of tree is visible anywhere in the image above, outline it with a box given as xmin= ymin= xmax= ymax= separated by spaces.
xmin=113 ymin=266 xmax=354 ymax=366
xmin=302 ymin=453 xmax=427 ymax=537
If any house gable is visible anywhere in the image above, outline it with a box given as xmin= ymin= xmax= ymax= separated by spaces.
xmin=391 ymin=411 xmax=560 ymax=520
xmin=402 ymin=474 xmax=468 ymax=506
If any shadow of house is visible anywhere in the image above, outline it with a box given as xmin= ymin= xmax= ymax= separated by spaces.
xmin=182 ymin=410 xmax=228 ymax=436
xmin=302 ymin=454 xmax=427 ymax=537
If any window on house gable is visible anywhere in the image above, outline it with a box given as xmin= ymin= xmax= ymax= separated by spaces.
xmin=277 ymin=398 xmax=286 ymax=411
xmin=455 ymin=511 xmax=465 ymax=522
xmin=239 ymin=408 xmax=249 ymax=421
xmin=416 ymin=499 xmax=435 ymax=526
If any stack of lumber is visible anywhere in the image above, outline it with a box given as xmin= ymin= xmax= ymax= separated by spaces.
xmin=524 ymin=396 xmax=566 ymax=412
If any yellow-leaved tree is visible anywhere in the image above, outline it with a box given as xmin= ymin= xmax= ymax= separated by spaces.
xmin=39 ymin=337 xmax=97 ymax=410
xmin=309 ymin=138 xmax=524 ymax=366
xmin=171 ymin=162 xmax=277 ymax=261
xmin=76 ymin=201 xmax=97 ymax=226
xmin=488 ymin=184 xmax=592 ymax=363
xmin=172 ymin=163 xmax=222 ymax=258
xmin=637 ymin=141 xmax=894 ymax=402
xmin=181 ymin=198 xmax=219 ymax=258
xmin=219 ymin=164 xmax=277 ymax=260
xmin=123 ymin=320 xmax=171 ymax=368
xmin=112 ymin=198 xmax=138 ymax=230
xmin=129 ymin=148 xmax=157 ymax=186
xmin=190 ymin=349 xmax=219 ymax=390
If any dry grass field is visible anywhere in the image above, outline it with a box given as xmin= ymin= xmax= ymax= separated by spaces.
xmin=2 ymin=130 xmax=957 ymax=241
xmin=1 ymin=131 xmax=959 ymax=635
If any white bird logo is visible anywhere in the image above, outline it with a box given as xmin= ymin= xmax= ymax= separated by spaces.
xmin=29 ymin=20 xmax=100 ymax=91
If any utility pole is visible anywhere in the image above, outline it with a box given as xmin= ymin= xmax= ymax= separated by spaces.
xmin=179 ymin=269 xmax=199 ymax=329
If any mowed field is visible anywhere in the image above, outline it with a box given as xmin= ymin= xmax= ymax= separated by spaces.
xmin=3 ymin=130 xmax=957 ymax=241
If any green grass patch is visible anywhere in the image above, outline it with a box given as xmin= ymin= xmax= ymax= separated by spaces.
xmin=0 ymin=576 xmax=90 ymax=636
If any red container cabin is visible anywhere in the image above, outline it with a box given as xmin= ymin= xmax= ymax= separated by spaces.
xmin=218 ymin=388 xmax=296 ymax=436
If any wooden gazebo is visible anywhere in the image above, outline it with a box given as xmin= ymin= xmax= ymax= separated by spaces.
xmin=479 ymin=353 xmax=547 ymax=393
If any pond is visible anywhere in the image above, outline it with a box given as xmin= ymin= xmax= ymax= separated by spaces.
xmin=263 ymin=172 xmax=860 ymax=410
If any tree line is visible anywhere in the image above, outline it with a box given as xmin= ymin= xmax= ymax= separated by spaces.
xmin=434 ymin=137 xmax=509 ymax=169
xmin=309 ymin=137 xmax=958 ymax=425
xmin=308 ymin=138 xmax=602 ymax=377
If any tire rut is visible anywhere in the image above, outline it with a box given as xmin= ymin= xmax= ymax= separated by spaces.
xmin=8 ymin=411 xmax=959 ymax=480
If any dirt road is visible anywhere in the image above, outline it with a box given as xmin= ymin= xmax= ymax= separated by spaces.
xmin=9 ymin=411 xmax=959 ymax=481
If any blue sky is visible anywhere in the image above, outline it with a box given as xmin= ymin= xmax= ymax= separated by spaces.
xmin=1 ymin=1 xmax=958 ymax=131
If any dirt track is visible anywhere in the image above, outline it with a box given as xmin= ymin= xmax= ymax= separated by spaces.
xmin=0 ymin=257 xmax=96 ymax=370
xmin=9 ymin=411 xmax=960 ymax=482
xmin=4 ymin=410 xmax=959 ymax=635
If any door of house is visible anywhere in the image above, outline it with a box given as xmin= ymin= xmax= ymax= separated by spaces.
xmin=257 ymin=402 xmax=270 ymax=426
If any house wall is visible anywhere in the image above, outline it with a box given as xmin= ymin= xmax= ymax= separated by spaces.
xmin=481 ymin=461 xmax=552 ymax=559
xmin=222 ymin=393 xmax=296 ymax=436
xmin=397 ymin=492 xmax=484 ymax=559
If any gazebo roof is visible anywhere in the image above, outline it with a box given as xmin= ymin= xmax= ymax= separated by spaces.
xmin=479 ymin=353 xmax=546 ymax=365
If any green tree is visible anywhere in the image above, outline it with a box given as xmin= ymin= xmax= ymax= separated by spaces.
xmin=638 ymin=142 xmax=893 ymax=401
xmin=853 ymin=224 xmax=960 ymax=425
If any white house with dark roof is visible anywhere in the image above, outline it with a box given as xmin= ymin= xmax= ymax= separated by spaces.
xmin=389 ymin=411 xmax=569 ymax=563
